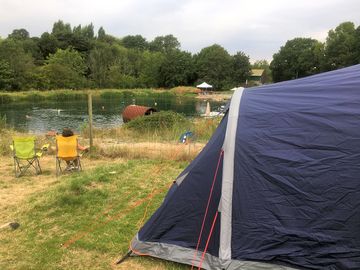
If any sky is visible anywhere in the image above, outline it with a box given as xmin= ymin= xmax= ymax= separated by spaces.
xmin=0 ymin=0 xmax=359 ymax=62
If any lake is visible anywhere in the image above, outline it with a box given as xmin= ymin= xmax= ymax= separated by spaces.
xmin=0 ymin=95 xmax=225 ymax=134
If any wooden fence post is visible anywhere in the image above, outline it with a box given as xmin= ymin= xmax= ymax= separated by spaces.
xmin=88 ymin=93 xmax=93 ymax=151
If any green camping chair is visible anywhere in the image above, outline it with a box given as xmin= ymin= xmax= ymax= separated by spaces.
xmin=10 ymin=137 xmax=49 ymax=178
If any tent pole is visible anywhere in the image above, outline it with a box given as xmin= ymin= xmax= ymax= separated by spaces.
xmin=115 ymin=250 xmax=132 ymax=265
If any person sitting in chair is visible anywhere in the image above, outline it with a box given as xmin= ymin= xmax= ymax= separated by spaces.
xmin=61 ymin=128 xmax=88 ymax=151
xmin=61 ymin=128 xmax=88 ymax=168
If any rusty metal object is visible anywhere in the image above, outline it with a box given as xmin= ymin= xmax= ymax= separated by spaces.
xmin=122 ymin=105 xmax=157 ymax=123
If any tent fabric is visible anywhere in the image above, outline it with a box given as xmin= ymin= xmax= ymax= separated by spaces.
xmin=197 ymin=82 xmax=213 ymax=88
xmin=132 ymin=64 xmax=360 ymax=270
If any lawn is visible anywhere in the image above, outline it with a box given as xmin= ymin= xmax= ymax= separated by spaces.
xmin=0 ymin=157 xmax=190 ymax=270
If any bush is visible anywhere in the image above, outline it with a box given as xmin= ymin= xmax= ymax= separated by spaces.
xmin=125 ymin=111 xmax=189 ymax=131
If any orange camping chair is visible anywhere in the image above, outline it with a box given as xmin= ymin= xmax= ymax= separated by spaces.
xmin=55 ymin=135 xmax=82 ymax=176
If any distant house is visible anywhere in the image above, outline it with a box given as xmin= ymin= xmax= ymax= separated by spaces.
xmin=249 ymin=69 xmax=268 ymax=85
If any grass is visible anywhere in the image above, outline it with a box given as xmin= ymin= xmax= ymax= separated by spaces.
xmin=0 ymin=159 xmax=189 ymax=270
xmin=0 ymin=89 xmax=180 ymax=105
xmin=83 ymin=115 xmax=221 ymax=143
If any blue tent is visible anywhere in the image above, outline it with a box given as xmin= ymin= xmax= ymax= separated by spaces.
xmin=130 ymin=65 xmax=360 ymax=269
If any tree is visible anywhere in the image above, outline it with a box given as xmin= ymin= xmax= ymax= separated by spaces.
xmin=231 ymin=52 xmax=251 ymax=85
xmin=324 ymin=22 xmax=358 ymax=70
xmin=121 ymin=35 xmax=148 ymax=50
xmin=8 ymin=29 xmax=30 ymax=40
xmin=43 ymin=48 xmax=87 ymax=89
xmin=97 ymin=27 xmax=117 ymax=44
xmin=88 ymin=42 xmax=120 ymax=87
xmin=158 ymin=50 xmax=194 ymax=87
xmin=51 ymin=20 xmax=73 ymax=49
xmin=149 ymin=35 xmax=180 ymax=53
xmin=356 ymin=26 xmax=360 ymax=63
xmin=98 ymin=27 xmax=106 ymax=40
xmin=0 ymin=60 xmax=15 ymax=89
xmin=195 ymin=44 xmax=232 ymax=90
xmin=38 ymin=32 xmax=59 ymax=60
xmin=71 ymin=24 xmax=95 ymax=53
xmin=0 ymin=39 xmax=35 ymax=89
xmin=138 ymin=51 xmax=164 ymax=87
xmin=270 ymin=38 xmax=324 ymax=82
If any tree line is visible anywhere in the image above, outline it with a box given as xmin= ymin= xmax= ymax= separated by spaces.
xmin=1 ymin=20 xmax=359 ymax=91
xmin=270 ymin=21 xmax=360 ymax=82
xmin=0 ymin=20 xmax=252 ymax=91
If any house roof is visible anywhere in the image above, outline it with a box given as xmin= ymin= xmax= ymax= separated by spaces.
xmin=251 ymin=69 xmax=265 ymax=77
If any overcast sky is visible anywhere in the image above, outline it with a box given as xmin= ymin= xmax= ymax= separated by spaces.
xmin=0 ymin=0 xmax=359 ymax=62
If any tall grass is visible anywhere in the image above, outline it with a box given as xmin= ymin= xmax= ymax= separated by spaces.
xmin=0 ymin=89 xmax=179 ymax=104
xmin=81 ymin=111 xmax=221 ymax=145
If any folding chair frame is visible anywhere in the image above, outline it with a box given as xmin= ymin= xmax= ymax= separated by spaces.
xmin=13 ymin=155 xmax=42 ymax=178
xmin=10 ymin=138 xmax=47 ymax=178
xmin=56 ymin=156 xmax=82 ymax=177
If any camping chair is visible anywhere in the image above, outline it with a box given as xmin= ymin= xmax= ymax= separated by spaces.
xmin=10 ymin=137 xmax=49 ymax=178
xmin=55 ymin=135 xmax=82 ymax=176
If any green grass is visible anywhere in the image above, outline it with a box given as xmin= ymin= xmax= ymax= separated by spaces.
xmin=0 ymin=159 xmax=189 ymax=270
xmin=86 ymin=114 xmax=221 ymax=143
xmin=0 ymin=89 xmax=179 ymax=104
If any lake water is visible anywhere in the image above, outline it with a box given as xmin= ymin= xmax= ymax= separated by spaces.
xmin=0 ymin=95 xmax=225 ymax=134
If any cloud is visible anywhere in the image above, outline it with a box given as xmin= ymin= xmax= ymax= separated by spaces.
xmin=0 ymin=0 xmax=359 ymax=61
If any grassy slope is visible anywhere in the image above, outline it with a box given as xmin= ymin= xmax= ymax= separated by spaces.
xmin=0 ymin=159 xmax=189 ymax=270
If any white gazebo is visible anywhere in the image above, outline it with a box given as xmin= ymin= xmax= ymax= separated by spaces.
xmin=196 ymin=82 xmax=213 ymax=89
xmin=196 ymin=82 xmax=213 ymax=95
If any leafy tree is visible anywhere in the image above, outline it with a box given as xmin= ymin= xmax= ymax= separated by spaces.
xmin=38 ymin=32 xmax=59 ymax=59
xmin=158 ymin=50 xmax=195 ymax=87
xmin=324 ymin=22 xmax=358 ymax=70
xmin=270 ymin=38 xmax=324 ymax=82
xmin=97 ymin=27 xmax=117 ymax=44
xmin=98 ymin=27 xmax=106 ymax=40
xmin=51 ymin=20 xmax=73 ymax=49
xmin=121 ymin=35 xmax=148 ymax=50
xmin=7 ymin=29 xmax=43 ymax=64
xmin=0 ymin=39 xmax=35 ymax=89
xmin=8 ymin=29 xmax=30 ymax=40
xmin=21 ymin=37 xmax=43 ymax=65
xmin=356 ymin=26 xmax=360 ymax=63
xmin=138 ymin=51 xmax=164 ymax=87
xmin=0 ymin=60 xmax=15 ymax=89
xmin=149 ymin=35 xmax=180 ymax=53
xmin=43 ymin=48 xmax=87 ymax=89
xmin=71 ymin=24 xmax=95 ymax=53
xmin=195 ymin=44 xmax=232 ymax=90
xmin=88 ymin=43 xmax=121 ymax=87
xmin=231 ymin=51 xmax=251 ymax=85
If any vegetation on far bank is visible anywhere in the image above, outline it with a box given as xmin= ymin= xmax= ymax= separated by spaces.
xmin=0 ymin=20 xmax=252 ymax=91
xmin=0 ymin=87 xmax=205 ymax=104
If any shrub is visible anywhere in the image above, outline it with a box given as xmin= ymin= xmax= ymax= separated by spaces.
xmin=125 ymin=111 xmax=189 ymax=131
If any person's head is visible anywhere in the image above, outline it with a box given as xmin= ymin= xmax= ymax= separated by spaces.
xmin=62 ymin=127 xmax=74 ymax=137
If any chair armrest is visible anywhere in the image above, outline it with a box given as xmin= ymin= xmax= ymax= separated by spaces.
xmin=41 ymin=143 xmax=50 ymax=151
xmin=10 ymin=145 xmax=14 ymax=151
